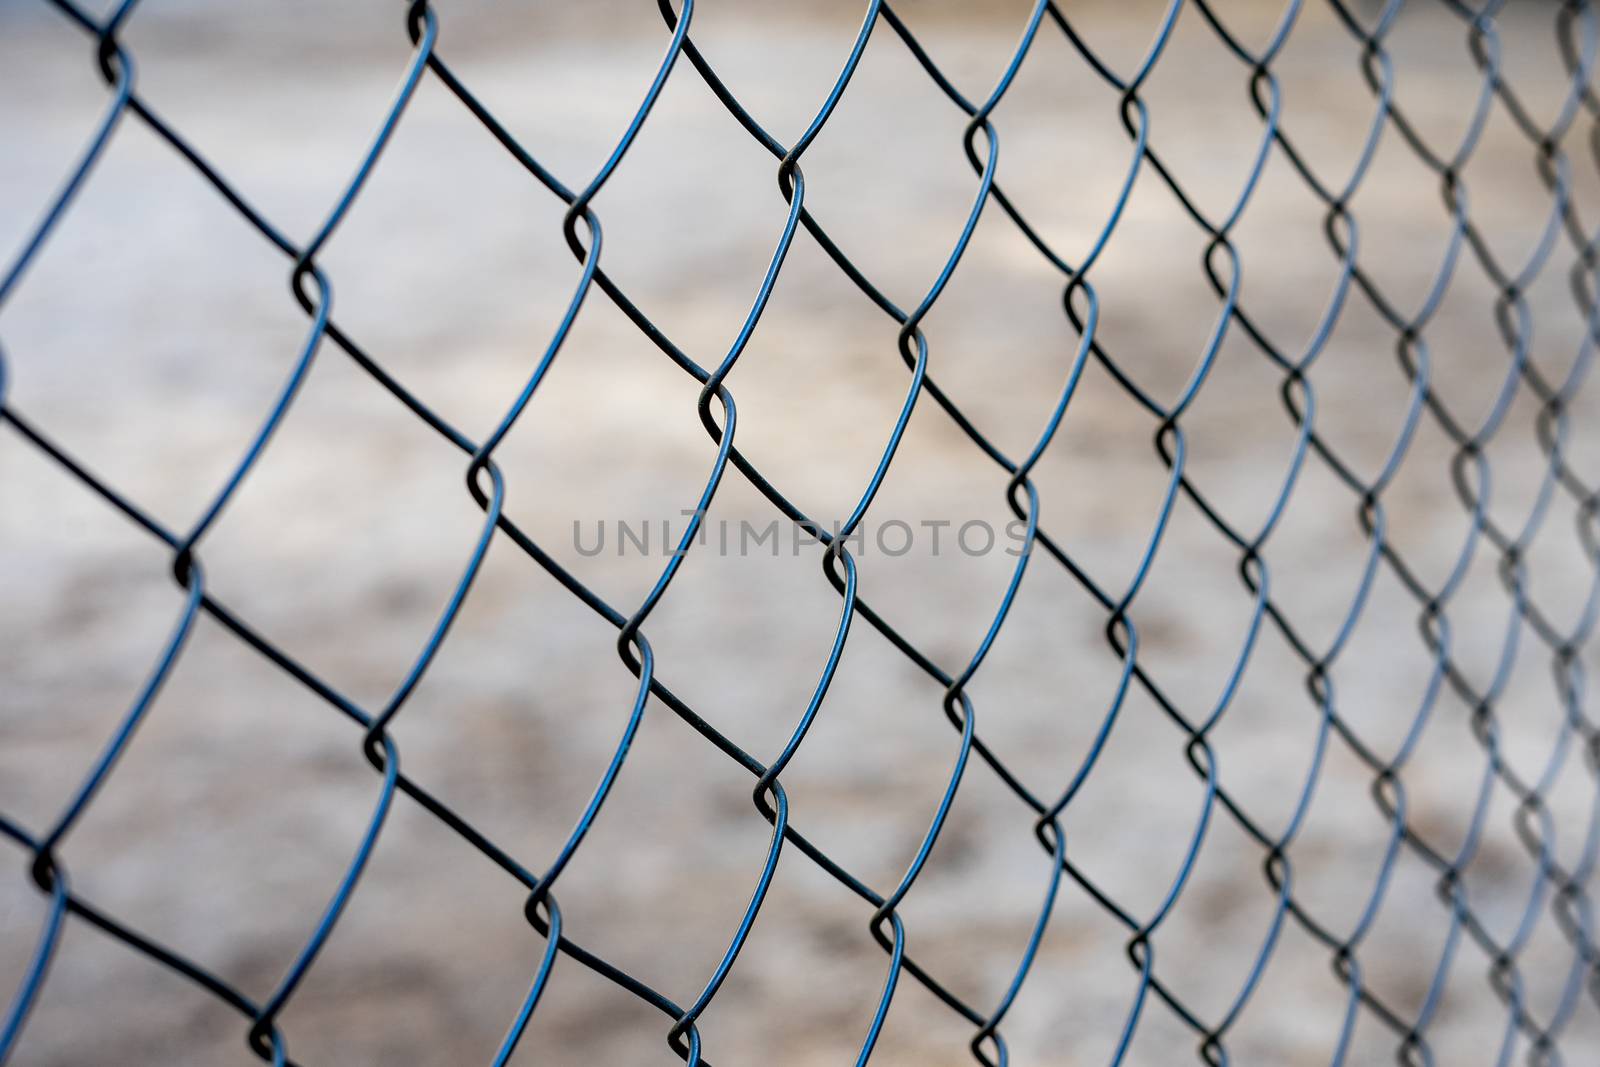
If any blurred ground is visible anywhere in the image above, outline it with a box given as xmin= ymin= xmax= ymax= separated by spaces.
xmin=6 ymin=0 xmax=1600 ymax=1064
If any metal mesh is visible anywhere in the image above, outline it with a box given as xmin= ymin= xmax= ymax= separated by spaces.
xmin=6 ymin=0 xmax=1600 ymax=1063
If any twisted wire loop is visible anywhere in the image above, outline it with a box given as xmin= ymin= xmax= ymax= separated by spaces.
xmin=5 ymin=0 xmax=1600 ymax=1062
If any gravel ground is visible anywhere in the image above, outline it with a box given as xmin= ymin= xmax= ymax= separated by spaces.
xmin=5 ymin=1 xmax=1600 ymax=1064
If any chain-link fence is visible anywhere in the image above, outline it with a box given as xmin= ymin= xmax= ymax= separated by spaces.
xmin=6 ymin=0 xmax=1600 ymax=1063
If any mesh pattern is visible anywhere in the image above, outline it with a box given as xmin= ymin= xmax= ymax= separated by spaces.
xmin=5 ymin=0 xmax=1600 ymax=1064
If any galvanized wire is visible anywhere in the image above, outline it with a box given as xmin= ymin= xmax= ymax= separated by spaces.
xmin=5 ymin=0 xmax=1600 ymax=1064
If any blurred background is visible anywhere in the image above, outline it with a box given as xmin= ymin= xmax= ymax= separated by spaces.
xmin=6 ymin=0 xmax=1600 ymax=1063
